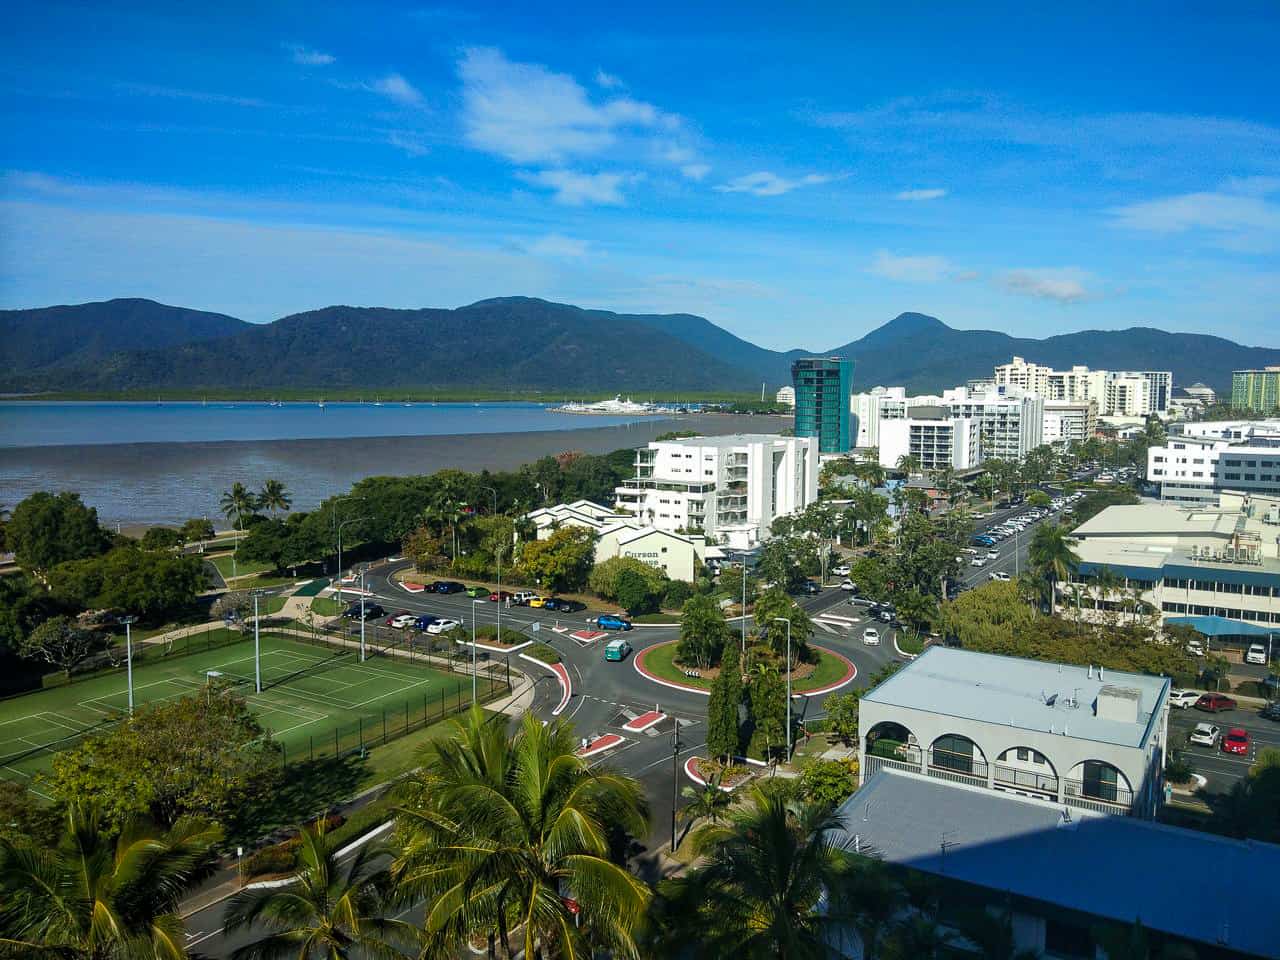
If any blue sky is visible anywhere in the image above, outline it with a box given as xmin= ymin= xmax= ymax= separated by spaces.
xmin=2 ymin=2 xmax=1278 ymax=350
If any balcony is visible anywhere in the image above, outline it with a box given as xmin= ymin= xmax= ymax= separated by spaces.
xmin=992 ymin=761 xmax=1059 ymax=797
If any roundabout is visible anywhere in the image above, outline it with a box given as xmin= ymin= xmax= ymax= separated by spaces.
xmin=633 ymin=640 xmax=856 ymax=698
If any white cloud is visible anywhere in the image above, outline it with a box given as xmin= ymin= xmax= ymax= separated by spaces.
xmin=1110 ymin=190 xmax=1280 ymax=236
xmin=115 ymin=82 xmax=268 ymax=108
xmin=370 ymin=73 xmax=424 ymax=107
xmin=595 ymin=69 xmax=624 ymax=90
xmin=1002 ymin=268 xmax=1092 ymax=303
xmin=896 ymin=188 xmax=947 ymax=201
xmin=869 ymin=250 xmax=958 ymax=284
xmin=681 ymin=163 xmax=711 ymax=181
xmin=714 ymin=171 xmax=832 ymax=197
xmin=386 ymin=131 xmax=429 ymax=156
xmin=285 ymin=43 xmax=335 ymax=66
xmin=458 ymin=47 xmax=675 ymax=165
xmin=516 ymin=169 xmax=630 ymax=206
xmin=525 ymin=233 xmax=590 ymax=258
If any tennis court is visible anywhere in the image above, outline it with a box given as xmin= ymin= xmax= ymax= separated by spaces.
xmin=0 ymin=632 xmax=483 ymax=787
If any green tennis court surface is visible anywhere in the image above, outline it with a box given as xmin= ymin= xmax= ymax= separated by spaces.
xmin=0 ymin=633 xmax=472 ymax=788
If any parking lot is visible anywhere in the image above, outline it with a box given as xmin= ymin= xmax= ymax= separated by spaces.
xmin=1168 ymin=699 xmax=1280 ymax=792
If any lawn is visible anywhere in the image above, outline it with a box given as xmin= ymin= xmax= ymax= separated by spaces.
xmin=639 ymin=641 xmax=850 ymax=694
xmin=211 ymin=554 xmax=272 ymax=579
xmin=311 ymin=596 xmax=346 ymax=616
xmin=0 ymin=632 xmax=503 ymax=792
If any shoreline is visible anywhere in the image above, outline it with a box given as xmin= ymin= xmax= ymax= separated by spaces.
xmin=3 ymin=413 xmax=789 ymax=528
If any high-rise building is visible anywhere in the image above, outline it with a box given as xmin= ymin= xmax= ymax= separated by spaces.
xmin=791 ymin=356 xmax=853 ymax=453
xmin=1232 ymin=367 xmax=1280 ymax=414
xmin=774 ymin=385 xmax=795 ymax=408
xmin=992 ymin=357 xmax=1171 ymax=416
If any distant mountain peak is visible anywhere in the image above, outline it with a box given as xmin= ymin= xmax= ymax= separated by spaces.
xmin=871 ymin=312 xmax=949 ymax=338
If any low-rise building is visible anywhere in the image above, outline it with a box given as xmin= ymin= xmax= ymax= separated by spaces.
xmin=1042 ymin=398 xmax=1097 ymax=444
xmin=1148 ymin=419 xmax=1280 ymax=502
xmin=613 ymin=433 xmax=818 ymax=549
xmin=774 ymin=385 xmax=795 ymax=408
xmin=595 ymin=522 xmax=705 ymax=581
xmin=1066 ymin=495 xmax=1280 ymax=646
xmin=859 ymin=646 xmax=1171 ymax=819
xmin=525 ymin=499 xmax=630 ymax=538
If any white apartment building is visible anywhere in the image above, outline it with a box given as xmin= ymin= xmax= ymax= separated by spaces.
xmin=774 ymin=385 xmax=795 ymax=408
xmin=850 ymin=386 xmax=906 ymax=448
xmin=1067 ymin=496 xmax=1280 ymax=644
xmin=941 ymin=385 xmax=1044 ymax=460
xmin=613 ymin=434 xmax=818 ymax=549
xmin=993 ymin=356 xmax=1171 ymax=416
xmin=1148 ymin=420 xmax=1280 ymax=503
xmin=859 ymin=646 xmax=1171 ymax=818
xmin=877 ymin=410 xmax=981 ymax=471
xmin=524 ymin=501 xmax=707 ymax=582
xmin=1042 ymin=399 xmax=1098 ymax=444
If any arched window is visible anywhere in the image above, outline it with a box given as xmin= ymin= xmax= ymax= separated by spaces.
xmin=929 ymin=734 xmax=987 ymax=776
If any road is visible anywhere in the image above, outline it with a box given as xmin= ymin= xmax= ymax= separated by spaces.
xmin=183 ymin=498 xmax=1070 ymax=955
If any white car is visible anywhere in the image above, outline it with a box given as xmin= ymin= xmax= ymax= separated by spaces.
xmin=832 ymin=564 xmax=850 ymax=577
xmin=1186 ymin=640 xmax=1206 ymax=657
xmin=389 ymin=614 xmax=417 ymax=630
xmin=970 ymin=557 xmax=986 ymax=568
xmin=862 ymin=627 xmax=881 ymax=646
xmin=1188 ymin=722 xmax=1221 ymax=747
xmin=1168 ymin=689 xmax=1201 ymax=709
xmin=426 ymin=617 xmax=462 ymax=635
xmin=988 ymin=572 xmax=1011 ymax=582
xmin=1246 ymin=643 xmax=1268 ymax=666
xmin=986 ymin=551 xmax=999 ymax=561
xmin=840 ymin=579 xmax=858 ymax=592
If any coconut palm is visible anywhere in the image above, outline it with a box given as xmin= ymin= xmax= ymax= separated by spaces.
xmin=895 ymin=453 xmax=920 ymax=477
xmin=219 ymin=482 xmax=257 ymax=531
xmin=658 ymin=786 xmax=856 ymax=959
xmin=257 ymin=479 xmax=292 ymax=519
xmin=679 ymin=772 xmax=731 ymax=838
xmin=393 ymin=708 xmax=651 ymax=960
xmin=853 ymin=459 xmax=886 ymax=490
xmin=1028 ymin=523 xmax=1080 ymax=613
xmin=0 ymin=803 xmax=220 ymax=960
xmin=843 ymin=862 xmax=904 ymax=960
xmin=223 ymin=823 xmax=417 ymax=960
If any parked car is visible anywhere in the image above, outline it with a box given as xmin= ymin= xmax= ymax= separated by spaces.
xmin=877 ymin=609 xmax=895 ymax=624
xmin=989 ymin=572 xmax=1011 ymax=582
xmin=1168 ymin=689 xmax=1201 ymax=709
xmin=1245 ymin=643 xmax=1268 ymax=666
xmin=799 ymin=579 xmax=820 ymax=595
xmin=604 ymin=638 xmax=632 ymax=661
xmin=528 ymin=596 xmax=550 ymax=608
xmin=426 ymin=617 xmax=461 ymax=635
xmin=344 ymin=603 xmax=386 ymax=620
xmin=489 ymin=590 xmax=513 ymax=602
xmin=839 ymin=579 xmax=858 ymax=592
xmin=512 ymin=591 xmax=538 ymax=606
xmin=1260 ymin=701 xmax=1280 ymax=722
xmin=549 ymin=598 xmax=585 ymax=613
xmin=465 ymin=585 xmax=489 ymax=598
xmin=434 ymin=581 xmax=466 ymax=594
xmin=1221 ymin=728 xmax=1250 ymax=755
xmin=862 ymin=627 xmax=881 ymax=645
xmin=413 ymin=614 xmax=438 ymax=631
xmin=1186 ymin=639 xmax=1206 ymax=657
xmin=1194 ymin=693 xmax=1237 ymax=713
xmin=969 ymin=557 xmax=986 ymax=568
xmin=596 ymin=614 xmax=632 ymax=631
xmin=387 ymin=613 xmax=417 ymax=630
xmin=831 ymin=564 xmax=851 ymax=577
xmin=1188 ymin=722 xmax=1221 ymax=747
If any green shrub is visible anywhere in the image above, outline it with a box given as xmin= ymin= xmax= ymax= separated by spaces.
xmin=663 ymin=579 xmax=694 ymax=610
xmin=1234 ymin=680 xmax=1269 ymax=699
xmin=526 ymin=642 xmax=561 ymax=664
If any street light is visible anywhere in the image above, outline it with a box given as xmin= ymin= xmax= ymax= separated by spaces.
xmin=337 ymin=515 xmax=372 ymax=606
xmin=359 ymin=568 xmax=368 ymax=663
xmin=773 ymin=616 xmax=793 ymax=759
xmin=480 ymin=485 xmax=501 ymax=645
xmin=741 ymin=561 xmax=748 ymax=653
xmin=251 ymin=589 xmax=266 ymax=692
xmin=471 ymin=598 xmax=483 ymax=705
xmin=670 ymin=721 xmax=681 ymax=852
xmin=120 ymin=615 xmax=137 ymax=714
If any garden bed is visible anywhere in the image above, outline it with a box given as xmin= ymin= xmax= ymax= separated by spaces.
xmin=685 ymin=756 xmax=751 ymax=791
xmin=635 ymin=641 xmax=854 ymax=695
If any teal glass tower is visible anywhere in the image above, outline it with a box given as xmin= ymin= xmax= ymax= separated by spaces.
xmin=791 ymin=356 xmax=854 ymax=452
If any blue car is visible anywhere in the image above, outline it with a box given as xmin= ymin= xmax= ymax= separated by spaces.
xmin=973 ymin=536 xmax=995 ymax=546
xmin=596 ymin=614 xmax=633 ymax=631
xmin=414 ymin=614 xmax=438 ymax=631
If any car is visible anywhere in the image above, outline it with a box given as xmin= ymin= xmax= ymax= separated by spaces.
xmin=489 ymin=590 xmax=513 ymax=603
xmin=962 ymin=548 xmax=980 ymax=556
xmin=604 ymin=638 xmax=632 ymax=661
xmin=970 ymin=557 xmax=986 ymax=568
xmin=1246 ymin=643 xmax=1268 ymax=666
xmin=1194 ymin=693 xmax=1237 ymax=713
xmin=1186 ymin=639 xmax=1206 ymax=657
xmin=1188 ymin=722 xmax=1221 ymax=747
xmin=528 ymin=596 xmax=550 ymax=608
xmin=973 ymin=536 xmax=995 ymax=547
xmin=986 ymin=551 xmax=999 ymax=561
xmin=596 ymin=614 xmax=632 ymax=631
xmin=344 ymin=603 xmax=386 ymax=620
xmin=426 ymin=617 xmax=461 ymax=635
xmin=877 ymin=609 xmax=895 ymax=623
xmin=862 ymin=627 xmax=881 ymax=645
xmin=388 ymin=613 xmax=417 ymax=630
xmin=832 ymin=564 xmax=851 ymax=577
xmin=989 ymin=572 xmax=1011 ymax=582
xmin=434 ymin=581 xmax=466 ymax=594
xmin=1260 ymin=701 xmax=1280 ymax=722
xmin=839 ymin=579 xmax=858 ymax=592
xmin=799 ymin=580 xmax=820 ymax=595
xmin=465 ymin=585 xmax=489 ymax=598
xmin=848 ymin=595 xmax=874 ymax=607
xmin=1168 ymin=689 xmax=1201 ymax=709
xmin=413 ymin=614 xmax=438 ymax=631
xmin=552 ymin=598 xmax=585 ymax=613
xmin=1221 ymin=728 xmax=1250 ymax=755
xmin=512 ymin=591 xmax=538 ymax=606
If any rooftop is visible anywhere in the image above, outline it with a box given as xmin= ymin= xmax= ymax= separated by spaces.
xmin=834 ymin=769 xmax=1280 ymax=959
xmin=648 ymin=433 xmax=809 ymax=449
xmin=862 ymin=647 xmax=1167 ymax=748
xmin=1074 ymin=503 xmax=1245 ymax=538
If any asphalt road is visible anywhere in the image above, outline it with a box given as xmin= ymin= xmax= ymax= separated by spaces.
xmin=1168 ymin=701 xmax=1280 ymax=794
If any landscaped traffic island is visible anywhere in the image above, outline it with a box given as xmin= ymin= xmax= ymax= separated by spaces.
xmin=634 ymin=640 xmax=855 ymax=697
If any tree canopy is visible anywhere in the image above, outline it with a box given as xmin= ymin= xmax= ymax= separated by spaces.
xmin=6 ymin=491 xmax=111 ymax=572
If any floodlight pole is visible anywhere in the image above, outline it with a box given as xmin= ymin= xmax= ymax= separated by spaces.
xmin=359 ymin=569 xmax=367 ymax=663
xmin=481 ymin=486 xmax=500 ymax=645
xmin=742 ymin=562 xmax=748 ymax=653
xmin=121 ymin=615 xmax=137 ymax=715
xmin=774 ymin=616 xmax=792 ymax=759
xmin=337 ymin=513 xmax=370 ymax=606
xmin=252 ymin=590 xmax=264 ymax=692
xmin=472 ymin=599 xmax=482 ymax=705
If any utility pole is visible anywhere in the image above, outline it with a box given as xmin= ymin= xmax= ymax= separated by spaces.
xmin=252 ymin=590 xmax=264 ymax=692
xmin=481 ymin=486 xmax=501 ymax=644
xmin=359 ymin=569 xmax=367 ymax=662
xmin=774 ymin=616 xmax=793 ymax=759
xmin=337 ymin=515 xmax=370 ymax=607
xmin=670 ymin=722 xmax=681 ymax=852
xmin=121 ymin=615 xmax=137 ymax=714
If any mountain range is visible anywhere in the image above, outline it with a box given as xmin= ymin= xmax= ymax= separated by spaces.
xmin=3 ymin=296 xmax=1278 ymax=396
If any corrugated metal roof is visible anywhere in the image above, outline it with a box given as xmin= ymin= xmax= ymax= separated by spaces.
xmin=862 ymin=647 xmax=1167 ymax=748
xmin=833 ymin=770 xmax=1280 ymax=959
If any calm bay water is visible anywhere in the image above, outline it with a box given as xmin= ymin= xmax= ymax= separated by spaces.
xmin=1 ymin=402 xmax=776 ymax=529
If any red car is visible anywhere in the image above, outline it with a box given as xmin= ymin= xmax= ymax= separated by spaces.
xmin=489 ymin=590 xmax=514 ymax=602
xmin=1222 ymin=728 xmax=1250 ymax=755
xmin=1194 ymin=693 xmax=1237 ymax=713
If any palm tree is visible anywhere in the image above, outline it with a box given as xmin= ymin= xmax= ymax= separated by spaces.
xmin=658 ymin=786 xmax=856 ymax=958
xmin=393 ymin=708 xmax=651 ymax=960
xmin=1027 ymin=523 xmax=1080 ymax=613
xmin=679 ymin=772 xmax=731 ymax=840
xmin=220 ymin=482 xmax=257 ymax=531
xmin=223 ymin=823 xmax=417 ymax=960
xmin=853 ymin=459 xmax=886 ymax=490
xmin=895 ymin=453 xmax=921 ymax=477
xmin=258 ymin=479 xmax=292 ymax=519
xmin=0 ymin=803 xmax=220 ymax=959
xmin=844 ymin=862 xmax=904 ymax=960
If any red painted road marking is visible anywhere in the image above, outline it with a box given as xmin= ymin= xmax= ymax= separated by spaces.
xmin=576 ymin=733 xmax=625 ymax=758
xmin=519 ymin=653 xmax=573 ymax=716
xmin=571 ymin=630 xmax=607 ymax=642
xmin=400 ymin=582 xmax=426 ymax=593
xmin=623 ymin=710 xmax=666 ymax=732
